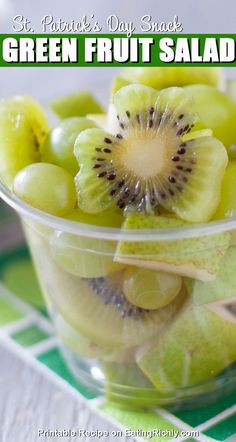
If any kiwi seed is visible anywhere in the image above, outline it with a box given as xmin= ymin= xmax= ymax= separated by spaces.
xmin=88 ymin=103 xmax=199 ymax=213
xmin=84 ymin=276 xmax=149 ymax=319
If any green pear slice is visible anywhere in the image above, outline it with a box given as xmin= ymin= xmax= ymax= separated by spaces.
xmin=136 ymin=300 xmax=236 ymax=390
xmin=186 ymin=247 xmax=236 ymax=305
xmin=115 ymin=215 xmax=230 ymax=282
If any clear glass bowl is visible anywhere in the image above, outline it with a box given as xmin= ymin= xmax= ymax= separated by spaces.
xmin=1 ymin=180 xmax=236 ymax=409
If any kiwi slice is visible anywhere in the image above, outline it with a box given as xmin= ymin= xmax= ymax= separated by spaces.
xmin=74 ymin=85 xmax=228 ymax=222
xmin=48 ymin=269 xmax=185 ymax=348
xmin=115 ymin=214 xmax=230 ymax=282
xmin=110 ymin=76 xmax=131 ymax=100
xmin=55 ymin=314 xmax=110 ymax=358
xmin=0 ymin=96 xmax=49 ymax=189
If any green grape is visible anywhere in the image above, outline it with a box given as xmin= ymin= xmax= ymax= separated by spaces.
xmin=50 ymin=230 xmax=124 ymax=278
xmin=51 ymin=91 xmax=104 ymax=119
xmin=41 ymin=117 xmax=97 ymax=175
xmin=123 ymin=267 xmax=182 ymax=310
xmin=13 ymin=163 xmax=77 ymax=216
xmin=64 ymin=207 xmax=123 ymax=228
xmin=0 ymin=96 xmax=49 ymax=189
xmin=51 ymin=206 xmax=124 ymax=279
xmin=213 ymin=162 xmax=236 ymax=219
xmin=227 ymin=145 xmax=236 ymax=160
xmin=185 ymin=84 xmax=236 ymax=150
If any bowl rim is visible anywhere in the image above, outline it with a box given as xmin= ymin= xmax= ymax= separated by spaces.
xmin=1 ymin=180 xmax=236 ymax=241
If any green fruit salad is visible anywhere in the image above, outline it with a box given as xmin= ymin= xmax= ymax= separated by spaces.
xmin=1 ymin=67 xmax=236 ymax=407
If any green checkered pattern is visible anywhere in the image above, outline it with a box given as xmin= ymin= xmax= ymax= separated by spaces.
xmin=0 ymin=244 xmax=235 ymax=442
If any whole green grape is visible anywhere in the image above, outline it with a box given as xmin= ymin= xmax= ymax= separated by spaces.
xmin=41 ymin=117 xmax=97 ymax=175
xmin=54 ymin=209 xmax=124 ymax=278
xmin=50 ymin=230 xmax=124 ymax=279
xmin=13 ymin=163 xmax=77 ymax=216
xmin=123 ymin=267 xmax=182 ymax=310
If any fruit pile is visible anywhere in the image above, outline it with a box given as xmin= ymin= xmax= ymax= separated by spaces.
xmin=1 ymin=67 xmax=236 ymax=404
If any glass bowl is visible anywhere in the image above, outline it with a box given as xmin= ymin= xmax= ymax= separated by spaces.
xmin=1 ymin=180 xmax=236 ymax=409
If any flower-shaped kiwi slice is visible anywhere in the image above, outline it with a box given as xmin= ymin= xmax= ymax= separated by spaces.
xmin=74 ymin=85 xmax=228 ymax=223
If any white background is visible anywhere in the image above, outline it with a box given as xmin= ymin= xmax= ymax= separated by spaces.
xmin=0 ymin=0 xmax=235 ymax=106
